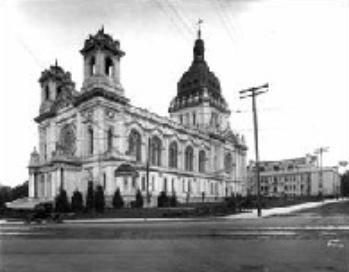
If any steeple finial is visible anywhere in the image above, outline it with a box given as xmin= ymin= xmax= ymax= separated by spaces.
xmin=197 ymin=19 xmax=203 ymax=39
xmin=101 ymin=25 xmax=104 ymax=33
xmin=55 ymin=58 xmax=58 ymax=67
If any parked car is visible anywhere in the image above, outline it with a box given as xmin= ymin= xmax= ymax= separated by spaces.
xmin=25 ymin=203 xmax=62 ymax=223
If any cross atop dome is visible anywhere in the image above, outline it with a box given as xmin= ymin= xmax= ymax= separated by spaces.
xmin=197 ymin=18 xmax=203 ymax=39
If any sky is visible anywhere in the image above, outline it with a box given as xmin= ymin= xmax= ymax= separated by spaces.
xmin=0 ymin=0 xmax=348 ymax=186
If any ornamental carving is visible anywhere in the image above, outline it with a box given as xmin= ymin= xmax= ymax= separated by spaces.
xmin=57 ymin=123 xmax=76 ymax=156
xmin=105 ymin=109 xmax=116 ymax=120
xmin=81 ymin=110 xmax=93 ymax=123
xmin=53 ymin=88 xmax=73 ymax=111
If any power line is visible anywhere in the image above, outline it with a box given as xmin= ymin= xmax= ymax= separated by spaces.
xmin=14 ymin=35 xmax=45 ymax=69
xmin=164 ymin=0 xmax=195 ymax=36
xmin=210 ymin=0 xmax=236 ymax=44
xmin=153 ymin=0 xmax=191 ymax=42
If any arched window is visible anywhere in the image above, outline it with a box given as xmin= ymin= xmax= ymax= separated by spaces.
xmin=150 ymin=136 xmax=162 ymax=166
xmin=185 ymin=146 xmax=194 ymax=171
xmin=171 ymin=178 xmax=175 ymax=193
xmin=105 ymin=57 xmax=114 ymax=77
xmin=224 ymin=153 xmax=233 ymax=173
xmin=168 ymin=141 xmax=178 ymax=168
xmin=56 ymin=86 xmax=62 ymax=98
xmin=44 ymin=86 xmax=49 ymax=100
xmin=60 ymin=168 xmax=64 ymax=190
xmin=128 ymin=129 xmax=142 ymax=162
xmin=107 ymin=127 xmax=113 ymax=152
xmin=88 ymin=127 xmax=94 ymax=155
xmin=163 ymin=178 xmax=168 ymax=193
xmin=103 ymin=173 xmax=106 ymax=190
xmin=89 ymin=56 xmax=96 ymax=76
xmin=198 ymin=150 xmax=206 ymax=173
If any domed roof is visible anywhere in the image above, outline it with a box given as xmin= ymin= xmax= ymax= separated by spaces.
xmin=38 ymin=61 xmax=74 ymax=86
xmin=169 ymin=35 xmax=229 ymax=113
xmin=80 ymin=27 xmax=125 ymax=56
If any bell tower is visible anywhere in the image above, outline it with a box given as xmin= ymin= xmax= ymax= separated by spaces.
xmin=38 ymin=60 xmax=75 ymax=114
xmin=80 ymin=27 xmax=125 ymax=96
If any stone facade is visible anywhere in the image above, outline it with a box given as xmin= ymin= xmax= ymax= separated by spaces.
xmin=28 ymin=28 xmax=247 ymax=207
xmin=247 ymin=155 xmax=340 ymax=197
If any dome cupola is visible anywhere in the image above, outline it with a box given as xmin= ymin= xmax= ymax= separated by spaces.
xmin=169 ymin=29 xmax=229 ymax=114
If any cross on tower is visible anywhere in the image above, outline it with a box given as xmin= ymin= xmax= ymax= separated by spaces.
xmin=197 ymin=19 xmax=203 ymax=39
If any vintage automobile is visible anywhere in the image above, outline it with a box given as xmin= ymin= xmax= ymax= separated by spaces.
xmin=5 ymin=198 xmax=62 ymax=223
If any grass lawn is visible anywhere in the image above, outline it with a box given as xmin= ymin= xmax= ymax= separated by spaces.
xmin=261 ymin=196 xmax=324 ymax=209
xmin=296 ymin=198 xmax=349 ymax=216
xmin=67 ymin=202 xmax=242 ymax=219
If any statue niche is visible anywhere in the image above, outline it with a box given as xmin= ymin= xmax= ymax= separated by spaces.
xmin=57 ymin=123 xmax=76 ymax=156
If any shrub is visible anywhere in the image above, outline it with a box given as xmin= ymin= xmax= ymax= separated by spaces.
xmin=71 ymin=190 xmax=83 ymax=212
xmin=86 ymin=181 xmax=94 ymax=211
xmin=10 ymin=181 xmax=28 ymax=201
xmin=225 ymin=194 xmax=237 ymax=212
xmin=0 ymin=186 xmax=11 ymax=208
xmin=94 ymin=185 xmax=105 ymax=213
xmin=157 ymin=191 xmax=170 ymax=207
xmin=169 ymin=192 xmax=177 ymax=207
xmin=112 ymin=188 xmax=124 ymax=209
xmin=134 ymin=189 xmax=144 ymax=208
xmin=240 ymin=194 xmax=255 ymax=209
xmin=55 ymin=189 xmax=70 ymax=213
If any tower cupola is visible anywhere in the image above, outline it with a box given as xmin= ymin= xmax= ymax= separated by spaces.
xmin=80 ymin=27 xmax=125 ymax=96
xmin=38 ymin=61 xmax=75 ymax=114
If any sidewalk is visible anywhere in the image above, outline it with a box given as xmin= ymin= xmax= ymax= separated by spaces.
xmin=224 ymin=198 xmax=347 ymax=219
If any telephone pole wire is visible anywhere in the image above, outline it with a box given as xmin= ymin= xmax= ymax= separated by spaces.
xmin=239 ymin=83 xmax=269 ymax=217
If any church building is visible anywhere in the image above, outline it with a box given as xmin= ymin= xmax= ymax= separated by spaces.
xmin=27 ymin=27 xmax=248 ymax=206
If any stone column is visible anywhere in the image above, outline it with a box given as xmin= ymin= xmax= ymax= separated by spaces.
xmin=96 ymin=51 xmax=104 ymax=76
xmin=29 ymin=172 xmax=35 ymax=198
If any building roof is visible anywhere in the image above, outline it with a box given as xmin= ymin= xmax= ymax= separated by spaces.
xmin=114 ymin=163 xmax=139 ymax=177
xmin=80 ymin=27 xmax=125 ymax=56
xmin=38 ymin=61 xmax=75 ymax=87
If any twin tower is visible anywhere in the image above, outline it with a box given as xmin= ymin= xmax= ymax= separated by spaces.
xmin=37 ymin=27 xmax=231 ymax=133
xmin=38 ymin=27 xmax=125 ymax=117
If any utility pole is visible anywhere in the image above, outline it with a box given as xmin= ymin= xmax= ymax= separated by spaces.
xmin=314 ymin=146 xmax=329 ymax=199
xmin=239 ymin=83 xmax=269 ymax=217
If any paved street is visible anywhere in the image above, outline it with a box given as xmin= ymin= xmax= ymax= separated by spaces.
xmin=1 ymin=201 xmax=349 ymax=272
